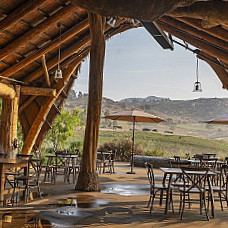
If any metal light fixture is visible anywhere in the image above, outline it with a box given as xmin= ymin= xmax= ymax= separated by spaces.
xmin=106 ymin=17 xmax=117 ymax=27
xmin=193 ymin=57 xmax=202 ymax=92
xmin=132 ymin=19 xmax=140 ymax=26
xmin=54 ymin=23 xmax=63 ymax=80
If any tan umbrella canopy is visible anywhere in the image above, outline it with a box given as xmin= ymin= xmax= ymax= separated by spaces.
xmin=203 ymin=114 xmax=228 ymax=125
xmin=104 ymin=110 xmax=165 ymax=174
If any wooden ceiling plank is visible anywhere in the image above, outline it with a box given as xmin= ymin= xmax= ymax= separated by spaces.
xmin=0 ymin=0 xmax=48 ymax=33
xmin=41 ymin=54 xmax=50 ymax=87
xmin=0 ymin=3 xmax=75 ymax=61
xmin=1 ymin=17 xmax=89 ymax=77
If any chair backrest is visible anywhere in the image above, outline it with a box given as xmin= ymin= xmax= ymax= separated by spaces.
xmin=169 ymin=160 xmax=191 ymax=168
xmin=220 ymin=164 xmax=228 ymax=188
xmin=181 ymin=167 xmax=209 ymax=193
xmin=111 ymin=149 xmax=117 ymax=161
xmin=29 ymin=158 xmax=44 ymax=181
xmin=145 ymin=162 xmax=155 ymax=187
xmin=200 ymin=158 xmax=218 ymax=170
xmin=193 ymin=154 xmax=203 ymax=160
xmin=173 ymin=155 xmax=181 ymax=162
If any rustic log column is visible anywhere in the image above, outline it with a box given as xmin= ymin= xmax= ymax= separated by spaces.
xmin=75 ymin=13 xmax=105 ymax=191
xmin=0 ymin=85 xmax=20 ymax=158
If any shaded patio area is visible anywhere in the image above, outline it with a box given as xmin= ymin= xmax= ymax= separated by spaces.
xmin=0 ymin=162 xmax=228 ymax=227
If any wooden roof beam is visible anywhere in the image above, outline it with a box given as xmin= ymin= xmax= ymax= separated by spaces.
xmin=70 ymin=0 xmax=208 ymax=22
xmin=24 ymin=35 xmax=91 ymax=83
xmin=198 ymin=52 xmax=228 ymax=90
xmin=157 ymin=20 xmax=228 ymax=64
xmin=161 ymin=16 xmax=228 ymax=52
xmin=1 ymin=17 xmax=89 ymax=78
xmin=174 ymin=18 xmax=228 ymax=43
xmin=41 ymin=55 xmax=50 ymax=87
xmin=168 ymin=1 xmax=228 ymax=28
xmin=21 ymin=86 xmax=56 ymax=97
xmin=0 ymin=0 xmax=48 ymax=33
xmin=23 ymin=20 xmax=130 ymax=84
xmin=0 ymin=3 xmax=76 ymax=61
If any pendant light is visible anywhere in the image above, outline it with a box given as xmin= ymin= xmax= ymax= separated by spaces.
xmin=106 ymin=17 xmax=117 ymax=27
xmin=193 ymin=57 xmax=202 ymax=92
xmin=54 ymin=23 xmax=63 ymax=80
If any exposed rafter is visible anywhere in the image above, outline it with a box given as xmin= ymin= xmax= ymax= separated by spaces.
xmin=0 ymin=0 xmax=48 ymax=33
xmin=0 ymin=3 xmax=76 ymax=61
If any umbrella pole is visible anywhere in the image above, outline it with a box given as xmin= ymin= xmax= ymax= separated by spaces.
xmin=127 ymin=116 xmax=136 ymax=174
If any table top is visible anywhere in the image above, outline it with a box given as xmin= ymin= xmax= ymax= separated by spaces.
xmin=97 ymin=151 xmax=111 ymax=155
xmin=45 ymin=154 xmax=78 ymax=158
xmin=189 ymin=159 xmax=225 ymax=164
xmin=0 ymin=158 xmax=27 ymax=164
xmin=160 ymin=167 xmax=216 ymax=175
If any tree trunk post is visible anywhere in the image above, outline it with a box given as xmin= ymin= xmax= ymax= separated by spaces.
xmin=0 ymin=85 xmax=20 ymax=159
xmin=75 ymin=13 xmax=105 ymax=191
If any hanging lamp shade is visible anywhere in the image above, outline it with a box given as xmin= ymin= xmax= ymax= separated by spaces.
xmin=107 ymin=17 xmax=117 ymax=27
xmin=193 ymin=57 xmax=202 ymax=92
xmin=54 ymin=69 xmax=63 ymax=79
xmin=193 ymin=81 xmax=202 ymax=92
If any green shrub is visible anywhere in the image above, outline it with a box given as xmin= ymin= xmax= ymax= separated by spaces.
xmin=98 ymin=139 xmax=144 ymax=162
xmin=69 ymin=141 xmax=83 ymax=155
xmin=145 ymin=148 xmax=165 ymax=157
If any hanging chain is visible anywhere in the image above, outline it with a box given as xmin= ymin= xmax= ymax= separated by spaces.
xmin=196 ymin=57 xmax=199 ymax=82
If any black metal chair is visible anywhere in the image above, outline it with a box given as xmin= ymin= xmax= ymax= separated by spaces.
xmin=178 ymin=167 xmax=210 ymax=220
xmin=145 ymin=162 xmax=174 ymax=214
xmin=206 ymin=164 xmax=228 ymax=211
xmin=13 ymin=158 xmax=43 ymax=203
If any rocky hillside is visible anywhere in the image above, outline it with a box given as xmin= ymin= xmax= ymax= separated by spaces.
xmin=65 ymin=92 xmax=228 ymax=123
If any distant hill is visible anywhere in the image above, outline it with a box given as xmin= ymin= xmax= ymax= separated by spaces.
xmin=120 ymin=96 xmax=168 ymax=103
xmin=65 ymin=92 xmax=228 ymax=123
xmin=65 ymin=92 xmax=228 ymax=141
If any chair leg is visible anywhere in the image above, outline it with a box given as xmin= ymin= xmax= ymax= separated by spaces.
xmin=150 ymin=194 xmax=155 ymax=213
xmin=147 ymin=194 xmax=152 ymax=208
xmin=203 ymin=194 xmax=209 ymax=221
xmin=180 ymin=194 xmax=186 ymax=220
xmin=200 ymin=194 xmax=202 ymax=215
xmin=179 ymin=193 xmax=182 ymax=214
xmin=171 ymin=191 xmax=174 ymax=213
xmin=219 ymin=193 xmax=224 ymax=211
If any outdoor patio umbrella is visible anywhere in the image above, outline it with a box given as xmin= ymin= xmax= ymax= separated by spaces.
xmin=203 ymin=113 xmax=228 ymax=125
xmin=104 ymin=110 xmax=165 ymax=174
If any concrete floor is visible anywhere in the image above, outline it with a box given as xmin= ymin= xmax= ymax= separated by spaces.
xmin=0 ymin=162 xmax=228 ymax=227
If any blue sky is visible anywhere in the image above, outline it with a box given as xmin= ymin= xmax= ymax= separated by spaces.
xmin=73 ymin=27 xmax=228 ymax=101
